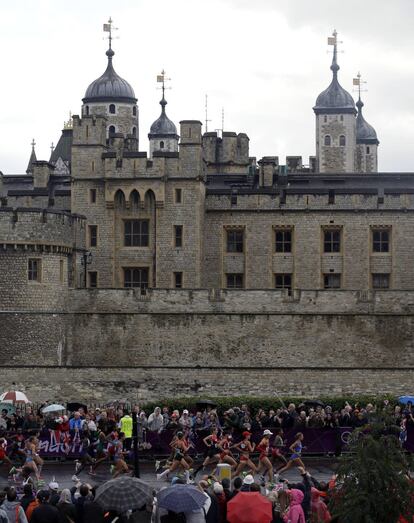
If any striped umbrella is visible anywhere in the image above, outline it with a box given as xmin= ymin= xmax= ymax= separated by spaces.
xmin=0 ymin=391 xmax=30 ymax=404
xmin=95 ymin=476 xmax=154 ymax=513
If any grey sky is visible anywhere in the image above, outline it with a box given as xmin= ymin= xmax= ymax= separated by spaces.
xmin=1 ymin=0 xmax=413 ymax=173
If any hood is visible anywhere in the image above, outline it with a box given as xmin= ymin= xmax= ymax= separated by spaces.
xmin=311 ymin=487 xmax=327 ymax=500
xmin=290 ymin=488 xmax=304 ymax=505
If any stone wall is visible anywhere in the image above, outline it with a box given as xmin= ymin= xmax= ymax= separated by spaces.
xmin=1 ymin=289 xmax=414 ymax=402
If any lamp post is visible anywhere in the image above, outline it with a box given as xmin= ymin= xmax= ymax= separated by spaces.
xmin=81 ymin=251 xmax=92 ymax=288
xmin=132 ymin=410 xmax=140 ymax=477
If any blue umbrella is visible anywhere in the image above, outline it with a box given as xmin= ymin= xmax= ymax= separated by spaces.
xmin=157 ymin=485 xmax=207 ymax=512
xmin=398 ymin=396 xmax=414 ymax=405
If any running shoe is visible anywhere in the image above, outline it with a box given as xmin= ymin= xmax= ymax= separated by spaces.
xmin=8 ymin=467 xmax=16 ymax=475
xmin=72 ymin=475 xmax=80 ymax=483
xmin=75 ymin=460 xmax=81 ymax=473
xmin=155 ymin=460 xmax=160 ymax=472
xmin=110 ymin=465 xmax=114 ymax=475
xmin=88 ymin=470 xmax=97 ymax=476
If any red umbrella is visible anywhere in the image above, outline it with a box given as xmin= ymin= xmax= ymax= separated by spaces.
xmin=227 ymin=492 xmax=273 ymax=523
xmin=0 ymin=391 xmax=30 ymax=404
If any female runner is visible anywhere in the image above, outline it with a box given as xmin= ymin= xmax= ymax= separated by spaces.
xmin=232 ymin=431 xmax=257 ymax=477
xmin=256 ymin=429 xmax=274 ymax=482
xmin=271 ymin=428 xmax=288 ymax=470
xmin=157 ymin=431 xmax=190 ymax=483
xmin=195 ymin=426 xmax=221 ymax=474
xmin=112 ymin=432 xmax=132 ymax=478
xmin=23 ymin=437 xmax=41 ymax=481
xmin=277 ymin=432 xmax=305 ymax=474
xmin=218 ymin=432 xmax=237 ymax=470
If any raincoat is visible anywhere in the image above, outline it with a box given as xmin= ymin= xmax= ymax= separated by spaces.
xmin=310 ymin=487 xmax=331 ymax=523
xmin=283 ymin=489 xmax=305 ymax=523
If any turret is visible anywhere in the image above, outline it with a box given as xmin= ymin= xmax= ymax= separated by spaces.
xmin=313 ymin=31 xmax=357 ymax=173
xmin=355 ymin=94 xmax=379 ymax=173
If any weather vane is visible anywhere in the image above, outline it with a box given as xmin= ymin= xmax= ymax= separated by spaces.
xmin=156 ymin=69 xmax=172 ymax=98
xmin=353 ymin=71 xmax=368 ymax=98
xmin=327 ymin=29 xmax=344 ymax=56
xmin=103 ymin=17 xmax=118 ymax=49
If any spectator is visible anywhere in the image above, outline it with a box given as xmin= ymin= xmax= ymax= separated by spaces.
xmin=179 ymin=410 xmax=193 ymax=430
xmin=30 ymin=490 xmax=59 ymax=523
xmin=74 ymin=483 xmax=92 ymax=523
xmin=148 ymin=407 xmax=164 ymax=432
xmin=20 ymin=484 xmax=35 ymax=513
xmin=2 ymin=487 xmax=28 ymax=523
xmin=120 ymin=411 xmax=133 ymax=450
xmin=56 ymin=489 xmax=77 ymax=523
xmin=48 ymin=480 xmax=60 ymax=506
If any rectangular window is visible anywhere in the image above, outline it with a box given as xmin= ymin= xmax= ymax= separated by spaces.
xmin=226 ymin=273 xmax=244 ymax=289
xmin=59 ymin=259 xmax=64 ymax=284
xmin=372 ymin=229 xmax=390 ymax=253
xmin=88 ymin=225 xmax=98 ymax=248
xmin=174 ymin=225 xmax=183 ymax=248
xmin=323 ymin=273 xmax=341 ymax=289
xmin=275 ymin=273 xmax=292 ymax=290
xmin=372 ymin=273 xmax=390 ymax=289
xmin=174 ymin=272 xmax=183 ymax=288
xmin=175 ymin=188 xmax=182 ymax=204
xmin=123 ymin=268 xmax=149 ymax=289
xmin=28 ymin=259 xmax=41 ymax=282
xmin=89 ymin=189 xmax=97 ymax=203
xmin=88 ymin=271 xmax=98 ymax=288
xmin=275 ymin=229 xmax=292 ymax=253
xmin=324 ymin=229 xmax=341 ymax=253
xmin=124 ymin=220 xmax=149 ymax=247
xmin=226 ymin=229 xmax=244 ymax=253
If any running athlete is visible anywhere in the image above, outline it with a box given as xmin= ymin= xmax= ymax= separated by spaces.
xmin=256 ymin=429 xmax=274 ymax=482
xmin=32 ymin=437 xmax=43 ymax=478
xmin=232 ymin=431 xmax=257 ymax=477
xmin=218 ymin=433 xmax=237 ymax=470
xmin=195 ymin=427 xmax=221 ymax=474
xmin=112 ymin=432 xmax=131 ymax=478
xmin=277 ymin=432 xmax=305 ymax=474
xmin=271 ymin=428 xmax=288 ymax=470
xmin=23 ymin=437 xmax=41 ymax=481
xmin=157 ymin=432 xmax=190 ymax=483
xmin=72 ymin=434 xmax=96 ymax=479
xmin=0 ymin=438 xmax=13 ymax=470
xmin=90 ymin=432 xmax=110 ymax=473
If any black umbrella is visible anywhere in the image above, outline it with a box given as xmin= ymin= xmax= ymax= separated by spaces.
xmin=67 ymin=402 xmax=88 ymax=413
xmin=303 ymin=400 xmax=325 ymax=408
xmin=196 ymin=399 xmax=217 ymax=409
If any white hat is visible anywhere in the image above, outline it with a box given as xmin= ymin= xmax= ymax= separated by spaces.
xmin=213 ymin=482 xmax=224 ymax=494
xmin=263 ymin=429 xmax=273 ymax=436
xmin=48 ymin=480 xmax=59 ymax=490
xmin=243 ymin=474 xmax=254 ymax=485
xmin=183 ymin=409 xmax=189 ymax=414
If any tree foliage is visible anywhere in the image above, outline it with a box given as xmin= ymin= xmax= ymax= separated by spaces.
xmin=331 ymin=411 xmax=414 ymax=523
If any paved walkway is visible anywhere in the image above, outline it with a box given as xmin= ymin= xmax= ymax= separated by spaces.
xmin=0 ymin=457 xmax=337 ymax=492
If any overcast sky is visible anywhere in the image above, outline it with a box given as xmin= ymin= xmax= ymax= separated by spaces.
xmin=2 ymin=0 xmax=414 ymax=174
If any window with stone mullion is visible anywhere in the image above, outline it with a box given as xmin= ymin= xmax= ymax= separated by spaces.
xmin=124 ymin=220 xmax=149 ymax=247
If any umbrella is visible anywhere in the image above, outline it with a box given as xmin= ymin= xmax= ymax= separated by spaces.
xmin=67 ymin=402 xmax=87 ymax=413
xmin=304 ymin=400 xmax=326 ymax=408
xmin=42 ymin=404 xmax=65 ymax=413
xmin=196 ymin=399 xmax=217 ymax=409
xmin=157 ymin=484 xmax=207 ymax=513
xmin=227 ymin=492 xmax=273 ymax=523
xmin=95 ymin=476 xmax=153 ymax=513
xmin=0 ymin=403 xmax=15 ymax=415
xmin=399 ymin=396 xmax=414 ymax=405
xmin=0 ymin=391 xmax=30 ymax=404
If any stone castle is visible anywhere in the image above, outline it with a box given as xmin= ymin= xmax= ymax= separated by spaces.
xmin=1 ymin=28 xmax=413 ymax=402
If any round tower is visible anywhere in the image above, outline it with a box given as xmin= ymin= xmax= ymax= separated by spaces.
xmin=313 ymin=31 xmax=357 ymax=173
xmin=356 ymin=96 xmax=379 ymax=173
xmin=82 ymin=23 xmax=138 ymax=146
xmin=148 ymin=75 xmax=179 ymax=157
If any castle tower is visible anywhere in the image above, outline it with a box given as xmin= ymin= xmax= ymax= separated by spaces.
xmin=148 ymin=71 xmax=179 ymax=157
xmin=356 ymin=95 xmax=379 ymax=173
xmin=81 ymin=19 xmax=139 ymax=147
xmin=313 ymin=31 xmax=357 ymax=173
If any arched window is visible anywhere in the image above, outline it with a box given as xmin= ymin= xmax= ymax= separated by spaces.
xmin=132 ymin=127 xmax=137 ymax=137
xmin=85 ymin=105 xmax=89 ymax=116
xmin=340 ymin=115 xmax=344 ymax=122
xmin=114 ymin=189 xmax=126 ymax=209
xmin=109 ymin=125 xmax=116 ymax=135
xmin=324 ymin=115 xmax=327 ymax=123
xmin=339 ymin=135 xmax=346 ymax=146
xmin=366 ymin=146 xmax=370 ymax=154
xmin=109 ymin=104 xmax=116 ymax=114
xmin=160 ymin=141 xmax=165 ymax=149
xmin=324 ymin=135 xmax=331 ymax=146
xmin=130 ymin=190 xmax=140 ymax=209
xmin=133 ymin=106 xmax=137 ymax=116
